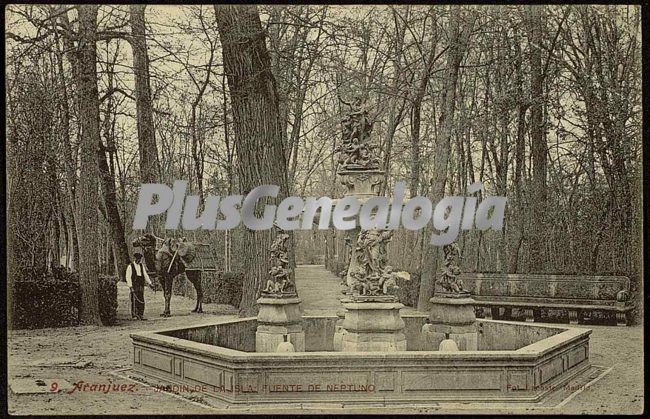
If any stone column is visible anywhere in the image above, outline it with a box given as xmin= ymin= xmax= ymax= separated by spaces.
xmin=426 ymin=242 xmax=478 ymax=350
xmin=336 ymin=169 xmax=408 ymax=352
xmin=340 ymin=168 xmax=384 ymax=289
xmin=335 ymin=95 xmax=407 ymax=352
xmin=338 ymin=168 xmax=384 ymax=199
xmin=428 ymin=296 xmax=478 ymax=351
xmin=341 ymin=299 xmax=406 ymax=352
xmin=255 ymin=296 xmax=305 ymax=352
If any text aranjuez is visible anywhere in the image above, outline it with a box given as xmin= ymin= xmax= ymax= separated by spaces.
xmin=132 ymin=181 xmax=506 ymax=246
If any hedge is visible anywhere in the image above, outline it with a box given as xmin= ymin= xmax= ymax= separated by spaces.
xmin=172 ymin=271 xmax=243 ymax=307
xmin=11 ymin=267 xmax=118 ymax=329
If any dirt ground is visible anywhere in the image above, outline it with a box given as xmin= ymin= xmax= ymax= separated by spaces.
xmin=7 ymin=271 xmax=644 ymax=415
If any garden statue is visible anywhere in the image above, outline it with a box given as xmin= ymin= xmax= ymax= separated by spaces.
xmin=337 ymin=95 xmax=379 ymax=169
xmin=348 ymin=229 xmax=410 ymax=298
xmin=379 ymin=265 xmax=400 ymax=294
xmin=435 ymin=242 xmax=469 ymax=296
xmin=263 ymin=232 xmax=297 ymax=296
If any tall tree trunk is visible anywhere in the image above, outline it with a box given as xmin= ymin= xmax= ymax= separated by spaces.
xmin=130 ymin=5 xmax=161 ymax=231
xmin=75 ymin=4 xmax=102 ymax=325
xmin=189 ymin=33 xmax=215 ymax=206
xmin=56 ymin=15 xmax=81 ymax=271
xmin=410 ymin=14 xmax=439 ymax=197
xmin=98 ymin=146 xmax=131 ymax=281
xmin=509 ymin=30 xmax=528 ymax=273
xmin=222 ymin=72 xmax=234 ymax=270
xmin=417 ymin=8 xmax=472 ymax=310
xmin=95 ymin=57 xmax=131 ymax=281
xmin=495 ymin=26 xmax=510 ymax=273
xmin=527 ymin=6 xmax=547 ymax=273
xmin=380 ymin=6 xmax=409 ymax=194
xmin=215 ymin=5 xmax=290 ymax=316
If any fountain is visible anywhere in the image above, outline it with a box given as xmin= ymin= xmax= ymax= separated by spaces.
xmin=334 ymin=95 xmax=406 ymax=352
xmin=129 ymin=95 xmax=593 ymax=407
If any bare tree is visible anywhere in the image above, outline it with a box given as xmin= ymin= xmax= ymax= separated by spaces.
xmin=75 ymin=4 xmax=102 ymax=325
xmin=130 ymin=5 xmax=161 ymax=230
xmin=418 ymin=8 xmax=475 ymax=310
xmin=215 ymin=5 xmax=290 ymax=316
xmin=527 ymin=5 xmax=548 ymax=273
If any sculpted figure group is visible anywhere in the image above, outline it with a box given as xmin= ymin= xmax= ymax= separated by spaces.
xmin=263 ymin=233 xmax=297 ymax=296
xmin=436 ymin=242 xmax=469 ymax=295
xmin=349 ymin=229 xmax=408 ymax=297
xmin=336 ymin=95 xmax=379 ymax=169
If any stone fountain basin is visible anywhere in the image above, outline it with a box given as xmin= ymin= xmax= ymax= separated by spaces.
xmin=130 ymin=314 xmax=591 ymax=405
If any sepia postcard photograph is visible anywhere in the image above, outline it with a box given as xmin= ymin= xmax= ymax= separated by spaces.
xmin=5 ymin=3 xmax=645 ymax=415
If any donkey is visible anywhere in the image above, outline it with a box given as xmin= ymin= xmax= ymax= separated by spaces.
xmin=132 ymin=234 xmax=204 ymax=316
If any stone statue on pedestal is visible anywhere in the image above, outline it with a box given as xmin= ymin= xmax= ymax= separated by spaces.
xmin=337 ymin=95 xmax=379 ymax=170
xmin=341 ymin=229 xmax=409 ymax=351
xmin=262 ymin=232 xmax=296 ymax=297
xmin=256 ymin=233 xmax=304 ymax=352
xmin=435 ymin=242 xmax=469 ymax=296
xmin=428 ymin=242 xmax=477 ymax=350
xmin=334 ymin=91 xmax=409 ymax=350
xmin=348 ymin=229 xmax=409 ymax=299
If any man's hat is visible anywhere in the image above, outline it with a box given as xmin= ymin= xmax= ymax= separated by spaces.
xmin=133 ymin=247 xmax=144 ymax=257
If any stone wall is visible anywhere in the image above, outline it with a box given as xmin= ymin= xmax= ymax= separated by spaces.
xmin=460 ymin=273 xmax=630 ymax=303
xmin=161 ymin=318 xmax=257 ymax=352
xmin=158 ymin=315 xmax=565 ymax=354
xmin=132 ymin=318 xmax=591 ymax=405
xmin=477 ymin=320 xmax=563 ymax=350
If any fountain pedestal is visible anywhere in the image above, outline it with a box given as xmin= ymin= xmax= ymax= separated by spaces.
xmin=255 ymin=297 xmax=305 ymax=352
xmin=338 ymin=168 xmax=384 ymax=198
xmin=339 ymin=167 xmax=384 ymax=288
xmin=341 ymin=298 xmax=407 ymax=352
xmin=428 ymin=295 xmax=478 ymax=350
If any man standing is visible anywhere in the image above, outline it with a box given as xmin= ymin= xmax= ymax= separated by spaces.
xmin=126 ymin=247 xmax=154 ymax=320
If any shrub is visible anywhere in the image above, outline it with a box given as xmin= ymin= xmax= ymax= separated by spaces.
xmin=326 ymin=260 xmax=348 ymax=277
xmin=12 ymin=278 xmax=81 ymax=329
xmin=11 ymin=269 xmax=118 ymax=329
xmin=206 ymin=272 xmax=243 ymax=306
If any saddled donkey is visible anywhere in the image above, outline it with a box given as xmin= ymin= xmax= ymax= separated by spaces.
xmin=132 ymin=234 xmax=204 ymax=316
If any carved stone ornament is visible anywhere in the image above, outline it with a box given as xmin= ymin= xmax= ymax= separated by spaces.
xmin=435 ymin=242 xmax=470 ymax=297
xmin=348 ymin=229 xmax=409 ymax=300
xmin=262 ymin=232 xmax=297 ymax=297
xmin=336 ymin=95 xmax=379 ymax=170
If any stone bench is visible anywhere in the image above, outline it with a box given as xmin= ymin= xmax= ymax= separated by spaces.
xmin=459 ymin=273 xmax=633 ymax=326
